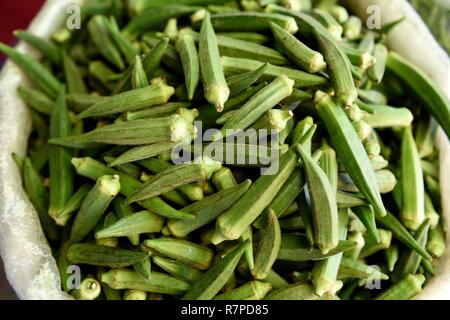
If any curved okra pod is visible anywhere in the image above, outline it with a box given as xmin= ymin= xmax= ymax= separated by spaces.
xmin=75 ymin=82 xmax=175 ymax=120
xmin=296 ymin=144 xmax=339 ymax=254
xmin=175 ymin=32 xmax=200 ymax=101
xmin=52 ymin=115 xmax=194 ymax=147
xmin=315 ymin=91 xmax=386 ymax=217
xmin=182 ymin=240 xmax=249 ymax=300
xmin=95 ymin=210 xmax=165 ymax=239
xmin=70 ymin=175 xmax=121 ymax=243
xmin=386 ymin=52 xmax=450 ymax=138
xmin=23 ymin=158 xmax=59 ymax=241
xmin=48 ymin=88 xmax=74 ymax=221
xmin=214 ymin=281 xmax=272 ymax=300
xmin=226 ymin=63 xmax=269 ymax=97
xmin=101 ymin=269 xmax=191 ymax=295
xmin=143 ymin=237 xmax=214 ymax=270
xmin=314 ymin=32 xmax=357 ymax=108
xmin=401 ymin=127 xmax=425 ymax=231
xmin=211 ymin=75 xmax=294 ymax=141
xmin=124 ymin=156 xmax=221 ymax=204
xmin=252 ymin=210 xmax=281 ymax=280
xmin=375 ymin=274 xmax=425 ymax=300
xmin=199 ymin=12 xmax=230 ymax=112
xmin=71 ymin=157 xmax=193 ymax=220
xmin=88 ymin=15 xmax=125 ymax=70
xmin=67 ymin=243 xmax=149 ymax=268
xmin=152 ymin=256 xmax=203 ymax=283
xmin=0 ymin=42 xmax=62 ymax=98
xmin=221 ymin=56 xmax=328 ymax=88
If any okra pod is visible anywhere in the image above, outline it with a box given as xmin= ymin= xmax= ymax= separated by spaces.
xmin=226 ymin=63 xmax=268 ymax=97
xmin=153 ymin=256 xmax=203 ymax=283
xmin=427 ymin=223 xmax=445 ymax=258
xmin=53 ymin=184 xmax=91 ymax=227
xmin=338 ymin=258 xmax=388 ymax=281
xmin=14 ymin=30 xmax=61 ymax=65
xmin=176 ymin=32 xmax=200 ymax=101
xmin=131 ymin=55 xmax=149 ymax=89
xmin=62 ymin=51 xmax=87 ymax=95
xmin=17 ymin=86 xmax=54 ymax=115
xmin=367 ymin=44 xmax=388 ymax=83
xmin=214 ymin=281 xmax=272 ymax=300
xmin=375 ymin=274 xmax=425 ymax=300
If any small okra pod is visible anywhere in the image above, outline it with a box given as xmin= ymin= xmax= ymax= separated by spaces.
xmin=0 ymin=42 xmax=62 ymax=98
xmin=211 ymin=75 xmax=294 ymax=141
xmin=66 ymin=243 xmax=149 ymax=268
xmin=415 ymin=116 xmax=438 ymax=158
xmin=133 ymin=255 xmax=152 ymax=280
xmin=124 ymin=156 xmax=221 ymax=204
xmin=315 ymin=92 xmax=386 ymax=217
xmin=352 ymin=206 xmax=380 ymax=243
xmin=199 ymin=12 xmax=230 ymax=112
xmin=88 ymin=15 xmax=125 ymax=70
xmin=75 ymin=82 xmax=175 ymax=120
xmin=384 ymin=242 xmax=400 ymax=272
xmin=343 ymin=16 xmax=362 ymax=40
xmin=314 ymin=33 xmax=357 ymax=108
xmin=226 ymin=63 xmax=269 ymax=97
xmin=340 ymin=46 xmax=376 ymax=70
xmin=212 ymin=167 xmax=237 ymax=190
xmin=278 ymin=234 xmax=357 ymax=261
xmin=113 ymin=197 xmax=139 ymax=246
xmin=312 ymin=9 xmax=343 ymax=40
xmin=131 ymin=55 xmax=150 ymax=89
xmin=61 ymin=51 xmax=88 ymax=95
xmin=182 ymin=240 xmax=249 ymax=300
xmin=14 ymin=30 xmax=61 ymax=65
xmin=105 ymin=17 xmax=138 ymax=65
xmin=401 ymin=127 xmax=426 ymax=231
xmin=376 ymin=211 xmax=432 ymax=261
xmin=387 ymin=51 xmax=450 ymax=138
xmin=143 ymin=237 xmax=214 ymax=270
xmin=427 ymin=223 xmax=445 ymax=258
xmin=108 ymin=142 xmax=180 ymax=167
xmin=123 ymin=102 xmax=192 ymax=121
xmin=265 ymin=283 xmax=335 ymax=300
xmin=123 ymin=4 xmax=200 ymax=40
xmin=53 ymin=184 xmax=91 ymax=227
xmin=252 ymin=210 xmax=281 ymax=280
xmin=71 ymin=277 xmax=101 ymax=300
xmin=153 ymin=256 xmax=203 ymax=283
xmin=198 ymin=12 xmax=299 ymax=34
xmin=52 ymin=115 xmax=193 ymax=147
xmin=362 ymin=104 xmax=413 ymax=129
xmin=424 ymin=193 xmax=440 ymax=229
xmin=311 ymin=209 xmax=349 ymax=297
xmin=101 ymin=269 xmax=190 ymax=295
xmin=23 ymin=158 xmax=60 ymax=241
xmin=143 ymin=36 xmax=184 ymax=75
xmin=17 ymin=86 xmax=53 ymax=115
xmin=270 ymin=22 xmax=326 ymax=73
xmin=168 ymin=180 xmax=251 ymax=238
xmin=240 ymin=226 xmax=254 ymax=271
xmin=359 ymin=229 xmax=392 ymax=259
xmin=375 ymin=274 xmax=425 ymax=300
xmin=214 ymin=281 xmax=272 ymax=300
xmin=221 ymin=56 xmax=328 ymax=88
xmin=95 ymin=210 xmax=165 ymax=239
xmin=296 ymin=144 xmax=339 ymax=254
xmin=124 ymin=290 xmax=147 ymax=300
xmin=367 ymin=44 xmax=388 ymax=83
xmin=70 ymin=175 xmax=121 ymax=243
xmin=48 ymin=88 xmax=74 ymax=221
xmin=392 ymin=219 xmax=431 ymax=282
xmin=175 ymin=32 xmax=200 ymax=101
xmin=338 ymin=258 xmax=389 ymax=281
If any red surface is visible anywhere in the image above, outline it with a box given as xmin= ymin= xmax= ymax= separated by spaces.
xmin=0 ymin=0 xmax=45 ymax=60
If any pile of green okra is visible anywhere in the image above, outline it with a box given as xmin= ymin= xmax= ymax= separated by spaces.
xmin=1 ymin=0 xmax=449 ymax=300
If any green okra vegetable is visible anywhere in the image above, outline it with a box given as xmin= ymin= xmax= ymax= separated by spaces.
xmin=176 ymin=32 xmax=200 ymax=101
xmin=199 ymin=12 xmax=230 ymax=112
xmin=265 ymin=283 xmax=335 ymax=300
xmin=352 ymin=206 xmax=379 ymax=243
xmin=152 ymin=256 xmax=203 ymax=283
xmin=70 ymin=175 xmax=121 ymax=243
xmin=368 ymin=44 xmax=388 ymax=83
xmin=53 ymin=184 xmax=91 ymax=227
xmin=62 ymin=51 xmax=88 ymax=95
xmin=0 ymin=42 xmax=62 ymax=98
xmin=14 ymin=30 xmax=61 ymax=65
xmin=360 ymin=229 xmax=392 ymax=259
xmin=312 ymin=9 xmax=343 ymax=40
xmin=71 ymin=277 xmax=102 ymax=300
xmin=125 ymin=156 xmax=221 ymax=204
xmin=105 ymin=17 xmax=138 ymax=65
xmin=67 ymin=243 xmax=149 ymax=268
xmin=385 ymin=242 xmax=400 ymax=272
xmin=182 ymin=240 xmax=249 ymax=300
xmin=226 ymin=63 xmax=269 ymax=97
xmin=95 ymin=210 xmax=165 ymax=239
xmin=17 ymin=86 xmax=54 ymax=115
xmin=338 ymin=258 xmax=388 ymax=281
xmin=143 ymin=237 xmax=214 ymax=270
xmin=375 ymin=274 xmax=425 ymax=300
xmin=101 ymin=269 xmax=190 ymax=295
xmin=315 ymin=92 xmax=386 ymax=217
xmin=427 ymin=223 xmax=445 ymax=258
xmin=221 ymin=56 xmax=328 ymax=88
xmin=401 ymin=127 xmax=426 ymax=231
xmin=131 ymin=56 xmax=149 ymax=89
xmin=214 ymin=281 xmax=272 ymax=300
xmin=362 ymin=104 xmax=414 ymax=128
xmin=143 ymin=36 xmax=184 ymax=74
